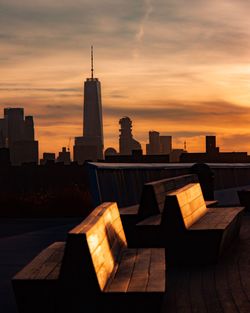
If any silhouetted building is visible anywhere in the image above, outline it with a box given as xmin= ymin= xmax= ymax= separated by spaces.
xmin=146 ymin=131 xmax=172 ymax=155
xmin=74 ymin=46 xmax=104 ymax=163
xmin=0 ymin=108 xmax=38 ymax=165
xmin=105 ymin=149 xmax=169 ymax=163
xmin=24 ymin=116 xmax=35 ymax=141
xmin=40 ymin=152 xmax=55 ymax=165
xmin=206 ymin=136 xmax=219 ymax=154
xmin=11 ymin=141 xmax=38 ymax=166
xmin=74 ymin=137 xmax=98 ymax=164
xmin=4 ymin=108 xmax=24 ymax=145
xmin=160 ymin=136 xmax=172 ymax=154
xmin=146 ymin=131 xmax=160 ymax=154
xmin=170 ymin=149 xmax=187 ymax=162
xmin=119 ymin=117 xmax=141 ymax=155
xmin=105 ymin=147 xmax=118 ymax=156
xmin=57 ymin=147 xmax=71 ymax=165
xmin=181 ymin=151 xmax=250 ymax=163
xmin=180 ymin=136 xmax=250 ymax=163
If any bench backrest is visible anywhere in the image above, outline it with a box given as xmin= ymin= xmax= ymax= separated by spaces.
xmin=164 ymin=183 xmax=208 ymax=231
xmin=60 ymin=202 xmax=127 ymax=292
xmin=138 ymin=174 xmax=199 ymax=219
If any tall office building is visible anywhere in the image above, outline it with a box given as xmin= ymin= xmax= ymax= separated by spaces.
xmin=74 ymin=46 xmax=104 ymax=164
xmin=160 ymin=136 xmax=172 ymax=154
xmin=0 ymin=108 xmax=38 ymax=165
xmin=4 ymin=108 xmax=24 ymax=146
xmin=24 ymin=116 xmax=35 ymax=141
xmin=119 ymin=117 xmax=141 ymax=155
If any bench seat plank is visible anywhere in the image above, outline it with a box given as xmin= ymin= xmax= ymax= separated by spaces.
xmin=127 ymin=249 xmax=151 ymax=292
xmin=147 ymin=249 xmax=165 ymax=292
xmin=119 ymin=204 xmax=139 ymax=215
xmin=105 ymin=249 xmax=137 ymax=292
xmin=105 ymin=248 xmax=165 ymax=293
xmin=190 ymin=207 xmax=244 ymax=230
xmin=205 ymin=200 xmax=218 ymax=207
xmin=47 ymin=261 xmax=63 ymax=280
xmin=12 ymin=242 xmax=66 ymax=313
xmin=13 ymin=242 xmax=65 ymax=280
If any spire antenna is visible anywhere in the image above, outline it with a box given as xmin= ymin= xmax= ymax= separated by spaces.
xmin=91 ymin=45 xmax=94 ymax=79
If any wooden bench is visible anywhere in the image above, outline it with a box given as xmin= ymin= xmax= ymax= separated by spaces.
xmin=12 ymin=241 xmax=66 ymax=313
xmin=162 ymin=183 xmax=244 ymax=264
xmin=12 ymin=202 xmax=166 ymax=313
xmin=120 ymin=174 xmax=217 ymax=246
xmin=119 ymin=174 xmax=198 ymax=243
xmin=120 ymin=174 xmax=199 ymax=219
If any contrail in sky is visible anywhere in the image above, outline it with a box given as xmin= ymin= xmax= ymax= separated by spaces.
xmin=134 ymin=0 xmax=153 ymax=57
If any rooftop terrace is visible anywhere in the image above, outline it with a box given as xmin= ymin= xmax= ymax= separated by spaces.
xmin=1 ymin=214 xmax=250 ymax=313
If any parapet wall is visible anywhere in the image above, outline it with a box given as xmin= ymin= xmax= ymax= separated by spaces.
xmin=87 ymin=163 xmax=250 ymax=207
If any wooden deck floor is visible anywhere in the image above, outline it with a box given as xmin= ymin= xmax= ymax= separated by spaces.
xmin=162 ymin=214 xmax=250 ymax=313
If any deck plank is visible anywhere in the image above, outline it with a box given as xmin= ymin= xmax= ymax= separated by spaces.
xmin=189 ymin=268 xmax=208 ymax=313
xmin=160 ymin=267 xmax=177 ymax=313
xmin=215 ymin=256 xmax=239 ymax=313
xmin=227 ymin=244 xmax=250 ymax=313
xmin=174 ymin=268 xmax=192 ymax=313
xmin=202 ymin=265 xmax=223 ymax=313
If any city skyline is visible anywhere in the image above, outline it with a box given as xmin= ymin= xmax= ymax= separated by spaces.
xmin=1 ymin=1 xmax=250 ymax=156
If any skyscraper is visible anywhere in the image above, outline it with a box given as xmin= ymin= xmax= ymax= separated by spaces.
xmin=4 ymin=108 xmax=24 ymax=146
xmin=160 ymin=136 xmax=172 ymax=154
xmin=0 ymin=108 xmax=38 ymax=165
xmin=74 ymin=46 xmax=104 ymax=164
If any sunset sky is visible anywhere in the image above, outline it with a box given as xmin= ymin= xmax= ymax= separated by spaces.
xmin=1 ymin=0 xmax=250 ymax=157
